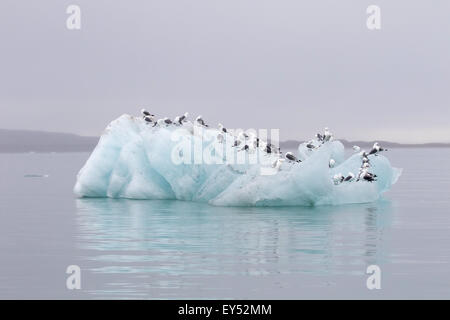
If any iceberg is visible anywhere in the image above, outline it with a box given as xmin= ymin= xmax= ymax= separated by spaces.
xmin=74 ymin=114 xmax=402 ymax=206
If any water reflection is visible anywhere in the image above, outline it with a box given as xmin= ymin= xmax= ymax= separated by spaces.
xmin=75 ymin=199 xmax=393 ymax=298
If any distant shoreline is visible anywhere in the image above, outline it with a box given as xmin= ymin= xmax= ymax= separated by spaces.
xmin=281 ymin=139 xmax=450 ymax=149
xmin=1 ymin=129 xmax=449 ymax=153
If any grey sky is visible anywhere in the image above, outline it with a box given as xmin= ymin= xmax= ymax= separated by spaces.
xmin=0 ymin=0 xmax=449 ymax=143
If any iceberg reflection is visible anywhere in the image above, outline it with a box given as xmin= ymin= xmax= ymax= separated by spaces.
xmin=75 ymin=198 xmax=393 ymax=298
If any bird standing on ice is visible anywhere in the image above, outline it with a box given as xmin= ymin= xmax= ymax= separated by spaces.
xmin=333 ymin=173 xmax=344 ymax=184
xmin=368 ymin=142 xmax=387 ymax=156
xmin=272 ymin=158 xmax=285 ymax=171
xmin=152 ymin=118 xmax=172 ymax=127
xmin=153 ymin=119 xmax=164 ymax=127
xmin=316 ymin=133 xmax=324 ymax=142
xmin=285 ymin=152 xmax=301 ymax=163
xmin=233 ymin=139 xmax=242 ymax=148
xmin=306 ymin=141 xmax=316 ymax=150
xmin=163 ymin=117 xmax=172 ymax=125
xmin=196 ymin=115 xmax=209 ymax=127
xmin=175 ymin=112 xmax=189 ymax=125
xmin=253 ymin=138 xmax=260 ymax=149
xmin=329 ymin=159 xmax=336 ymax=168
xmin=144 ymin=116 xmax=154 ymax=124
xmin=344 ymin=172 xmax=355 ymax=182
xmin=238 ymin=132 xmax=249 ymax=140
xmin=232 ymin=132 xmax=248 ymax=148
xmin=360 ymin=151 xmax=370 ymax=166
xmin=360 ymin=170 xmax=377 ymax=182
xmin=141 ymin=108 xmax=155 ymax=118
xmin=323 ymin=127 xmax=333 ymax=142
xmin=237 ymin=144 xmax=249 ymax=152
xmin=218 ymin=123 xmax=227 ymax=133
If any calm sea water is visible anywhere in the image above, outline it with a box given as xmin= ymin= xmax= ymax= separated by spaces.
xmin=0 ymin=149 xmax=449 ymax=299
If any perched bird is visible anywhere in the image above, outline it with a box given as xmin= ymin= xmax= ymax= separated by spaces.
xmin=368 ymin=142 xmax=387 ymax=156
xmin=357 ymin=168 xmax=377 ymax=182
xmin=316 ymin=133 xmax=324 ymax=142
xmin=285 ymin=152 xmax=301 ymax=163
xmin=218 ymin=123 xmax=227 ymax=133
xmin=329 ymin=159 xmax=336 ymax=168
xmin=153 ymin=119 xmax=164 ymax=127
xmin=362 ymin=172 xmax=377 ymax=182
xmin=232 ymin=132 xmax=249 ymax=149
xmin=240 ymin=145 xmax=249 ymax=152
xmin=152 ymin=118 xmax=172 ymax=127
xmin=144 ymin=116 xmax=154 ymax=123
xmin=264 ymin=143 xmax=279 ymax=154
xmin=163 ymin=117 xmax=173 ymax=125
xmin=252 ymin=137 xmax=260 ymax=149
xmin=306 ymin=141 xmax=316 ymax=149
xmin=195 ymin=115 xmax=209 ymax=127
xmin=360 ymin=151 xmax=370 ymax=165
xmin=333 ymin=173 xmax=345 ymax=185
xmin=344 ymin=172 xmax=355 ymax=182
xmin=141 ymin=108 xmax=155 ymax=117
xmin=362 ymin=159 xmax=370 ymax=167
xmin=177 ymin=112 xmax=189 ymax=124
xmin=271 ymin=158 xmax=285 ymax=171
xmin=323 ymin=127 xmax=333 ymax=142
xmin=238 ymin=132 xmax=249 ymax=141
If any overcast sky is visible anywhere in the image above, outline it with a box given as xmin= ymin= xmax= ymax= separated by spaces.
xmin=0 ymin=1 xmax=449 ymax=143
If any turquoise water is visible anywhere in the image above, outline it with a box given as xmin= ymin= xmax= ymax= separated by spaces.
xmin=0 ymin=149 xmax=449 ymax=299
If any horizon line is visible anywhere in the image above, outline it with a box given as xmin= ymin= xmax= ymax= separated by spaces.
xmin=1 ymin=128 xmax=450 ymax=146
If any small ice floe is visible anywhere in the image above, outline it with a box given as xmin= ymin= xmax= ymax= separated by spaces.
xmin=24 ymin=174 xmax=49 ymax=178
